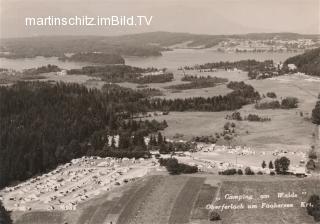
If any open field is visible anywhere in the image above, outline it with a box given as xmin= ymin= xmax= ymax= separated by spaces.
xmin=11 ymin=174 xmax=320 ymax=224
xmin=215 ymin=178 xmax=320 ymax=224
xmin=119 ymin=69 xmax=247 ymax=99
xmin=168 ymin=177 xmax=205 ymax=224
xmin=191 ymin=184 xmax=218 ymax=221
xmin=146 ymin=72 xmax=319 ymax=156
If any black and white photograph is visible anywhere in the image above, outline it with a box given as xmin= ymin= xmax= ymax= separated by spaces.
xmin=0 ymin=0 xmax=320 ymax=223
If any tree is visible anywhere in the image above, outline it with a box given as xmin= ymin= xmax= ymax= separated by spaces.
xmin=0 ymin=201 xmax=12 ymax=224
xmin=118 ymin=133 xmax=131 ymax=149
xmin=281 ymin=97 xmax=298 ymax=109
xmin=209 ymin=210 xmax=221 ymax=222
xmin=245 ymin=167 xmax=255 ymax=175
xmin=274 ymin=157 xmax=290 ymax=174
xmin=269 ymin=161 xmax=274 ymax=169
xmin=165 ymin=158 xmax=180 ymax=175
xmin=312 ymin=101 xmax=320 ymax=124
xmin=230 ymin=111 xmax=242 ymax=121
xmin=157 ymin=132 xmax=164 ymax=145
xmin=308 ymin=147 xmax=318 ymax=160
xmin=224 ymin=122 xmax=230 ymax=131
xmin=111 ymin=136 xmax=116 ymax=148
xmin=266 ymin=92 xmax=277 ymax=98
xmin=224 ymin=134 xmax=233 ymax=146
xmin=307 ymin=195 xmax=320 ymax=221
xmin=261 ymin=160 xmax=266 ymax=169
xmin=159 ymin=143 xmax=170 ymax=154
xmin=306 ymin=160 xmax=316 ymax=171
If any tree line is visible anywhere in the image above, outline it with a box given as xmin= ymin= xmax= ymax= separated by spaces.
xmin=312 ymin=94 xmax=320 ymax=125
xmin=284 ymin=47 xmax=320 ymax=77
xmin=142 ymin=81 xmax=260 ymax=111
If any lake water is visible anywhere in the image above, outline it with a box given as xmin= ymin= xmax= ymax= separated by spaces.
xmin=0 ymin=49 xmax=298 ymax=71
xmin=0 ymin=56 xmax=95 ymax=71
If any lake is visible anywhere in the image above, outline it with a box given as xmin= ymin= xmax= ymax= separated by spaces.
xmin=0 ymin=56 xmax=95 ymax=71
xmin=0 ymin=49 xmax=299 ymax=71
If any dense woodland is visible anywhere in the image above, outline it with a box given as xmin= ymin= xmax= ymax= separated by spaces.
xmin=284 ymin=47 xmax=320 ymax=77
xmin=145 ymin=81 xmax=260 ymax=111
xmin=165 ymin=75 xmax=228 ymax=90
xmin=0 ymin=82 xmax=166 ymax=188
xmin=23 ymin=64 xmax=61 ymax=75
xmin=59 ymin=52 xmax=125 ymax=64
xmin=69 ymin=65 xmax=174 ymax=84
xmin=68 ymin=65 xmax=158 ymax=83
xmin=185 ymin=60 xmax=275 ymax=72
xmin=255 ymin=97 xmax=299 ymax=109
xmin=0 ymin=201 xmax=11 ymax=224
xmin=132 ymin=73 xmax=174 ymax=84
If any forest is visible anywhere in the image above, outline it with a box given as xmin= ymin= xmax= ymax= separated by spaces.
xmin=142 ymin=81 xmax=260 ymax=111
xmin=284 ymin=47 xmax=320 ymax=77
xmin=255 ymin=97 xmax=299 ymax=109
xmin=0 ymin=82 xmax=165 ymax=188
xmin=22 ymin=64 xmax=61 ymax=75
xmin=165 ymin=75 xmax=228 ymax=90
xmin=68 ymin=65 xmax=175 ymax=84
xmin=59 ymin=52 xmax=125 ymax=64
xmin=67 ymin=65 xmax=158 ymax=82
xmin=132 ymin=72 xmax=174 ymax=84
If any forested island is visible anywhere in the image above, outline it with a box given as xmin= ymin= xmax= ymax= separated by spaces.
xmin=68 ymin=65 xmax=174 ymax=84
xmin=59 ymin=52 xmax=125 ymax=65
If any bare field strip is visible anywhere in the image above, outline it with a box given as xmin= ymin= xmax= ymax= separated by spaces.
xmin=215 ymin=179 xmax=320 ymax=224
xmin=191 ymin=184 xmax=218 ymax=220
xmin=76 ymin=181 xmax=142 ymax=224
xmin=116 ymin=175 xmax=165 ymax=224
xmin=87 ymin=201 xmax=112 ymax=224
xmin=168 ymin=177 xmax=205 ymax=224
xmin=128 ymin=175 xmax=190 ymax=224
xmin=15 ymin=211 xmax=65 ymax=224
xmin=77 ymin=206 xmax=96 ymax=224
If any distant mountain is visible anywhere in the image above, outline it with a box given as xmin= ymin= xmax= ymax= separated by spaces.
xmin=0 ymin=32 xmax=319 ymax=59
xmin=284 ymin=47 xmax=320 ymax=77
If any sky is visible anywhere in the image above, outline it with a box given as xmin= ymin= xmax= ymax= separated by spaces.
xmin=0 ymin=0 xmax=319 ymax=38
